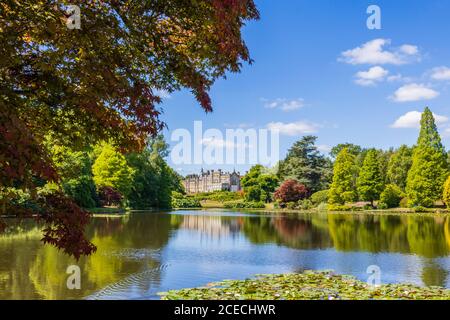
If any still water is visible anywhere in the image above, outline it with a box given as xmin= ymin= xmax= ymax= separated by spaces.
xmin=1 ymin=210 xmax=450 ymax=299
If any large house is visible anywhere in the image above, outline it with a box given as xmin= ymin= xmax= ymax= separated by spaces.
xmin=183 ymin=169 xmax=241 ymax=194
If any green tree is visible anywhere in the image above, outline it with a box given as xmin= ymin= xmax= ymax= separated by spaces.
xmin=278 ymin=136 xmax=332 ymax=193
xmin=47 ymin=143 xmax=98 ymax=208
xmin=443 ymin=176 xmax=450 ymax=208
xmin=387 ymin=145 xmax=413 ymax=190
xmin=330 ymin=143 xmax=362 ymax=159
xmin=357 ymin=149 xmax=384 ymax=206
xmin=406 ymin=107 xmax=449 ymax=207
xmin=379 ymin=184 xmax=405 ymax=208
xmin=328 ymin=148 xmax=357 ymax=205
xmin=242 ymin=165 xmax=278 ymax=202
xmin=92 ymin=144 xmax=135 ymax=199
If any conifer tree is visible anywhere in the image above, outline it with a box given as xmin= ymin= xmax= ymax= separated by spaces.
xmin=328 ymin=148 xmax=357 ymax=205
xmin=406 ymin=107 xmax=449 ymax=207
xmin=357 ymin=149 xmax=384 ymax=206
xmin=387 ymin=145 xmax=413 ymax=190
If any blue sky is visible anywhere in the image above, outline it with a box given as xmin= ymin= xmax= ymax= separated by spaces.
xmin=159 ymin=0 xmax=450 ymax=175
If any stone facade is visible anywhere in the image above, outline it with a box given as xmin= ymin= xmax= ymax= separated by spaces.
xmin=183 ymin=169 xmax=241 ymax=194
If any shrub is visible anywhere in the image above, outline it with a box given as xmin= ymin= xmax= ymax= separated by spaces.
xmin=399 ymin=197 xmax=409 ymax=208
xmin=379 ymin=184 xmax=404 ymax=209
xmin=413 ymin=206 xmax=428 ymax=213
xmin=316 ymin=202 xmax=328 ymax=211
xmin=245 ymin=185 xmax=262 ymax=202
xmin=377 ymin=202 xmax=388 ymax=210
xmin=297 ymin=199 xmax=313 ymax=210
xmin=223 ymin=200 xmax=265 ymax=209
xmin=286 ymin=202 xmax=297 ymax=210
xmin=98 ymin=186 xmax=123 ymax=206
xmin=311 ymin=190 xmax=328 ymax=205
xmin=443 ymin=175 xmax=450 ymax=208
xmin=274 ymin=179 xmax=309 ymax=203
xmin=171 ymin=193 xmax=201 ymax=208
xmin=327 ymin=204 xmax=352 ymax=211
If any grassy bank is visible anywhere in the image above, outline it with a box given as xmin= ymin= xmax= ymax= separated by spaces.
xmin=158 ymin=271 xmax=450 ymax=300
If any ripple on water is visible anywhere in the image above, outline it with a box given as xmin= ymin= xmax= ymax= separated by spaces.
xmin=85 ymin=264 xmax=169 ymax=300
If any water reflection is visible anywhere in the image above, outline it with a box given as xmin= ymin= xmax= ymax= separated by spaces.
xmin=1 ymin=211 xmax=450 ymax=299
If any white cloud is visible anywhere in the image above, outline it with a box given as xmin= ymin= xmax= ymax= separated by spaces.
xmin=391 ymin=83 xmax=439 ymax=102
xmin=354 ymin=66 xmax=389 ymax=86
xmin=387 ymin=74 xmax=411 ymax=83
xmin=340 ymin=39 xmax=420 ymax=65
xmin=391 ymin=111 xmax=448 ymax=128
xmin=266 ymin=121 xmax=320 ymax=136
xmin=262 ymin=98 xmax=305 ymax=112
xmin=317 ymin=144 xmax=332 ymax=153
xmin=431 ymin=67 xmax=450 ymax=81
xmin=400 ymin=44 xmax=419 ymax=55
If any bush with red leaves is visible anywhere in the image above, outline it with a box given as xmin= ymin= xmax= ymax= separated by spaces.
xmin=98 ymin=186 xmax=123 ymax=207
xmin=274 ymin=179 xmax=310 ymax=204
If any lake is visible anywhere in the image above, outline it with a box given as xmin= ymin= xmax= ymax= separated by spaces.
xmin=1 ymin=209 xmax=450 ymax=299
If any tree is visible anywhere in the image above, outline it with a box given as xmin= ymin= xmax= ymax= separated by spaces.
xmin=443 ymin=176 xmax=450 ymax=208
xmin=328 ymin=148 xmax=357 ymax=205
xmin=406 ymin=107 xmax=449 ymax=207
xmin=330 ymin=143 xmax=362 ymax=159
xmin=0 ymin=0 xmax=258 ymax=257
xmin=278 ymin=136 xmax=332 ymax=193
xmin=92 ymin=144 xmax=135 ymax=199
xmin=47 ymin=143 xmax=98 ymax=208
xmin=241 ymin=165 xmax=278 ymax=202
xmin=274 ymin=179 xmax=309 ymax=203
xmin=379 ymin=184 xmax=405 ymax=208
xmin=387 ymin=145 xmax=413 ymax=190
xmin=357 ymin=149 xmax=384 ymax=206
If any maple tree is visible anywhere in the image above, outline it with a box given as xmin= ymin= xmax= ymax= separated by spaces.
xmin=274 ymin=179 xmax=309 ymax=204
xmin=0 ymin=0 xmax=259 ymax=258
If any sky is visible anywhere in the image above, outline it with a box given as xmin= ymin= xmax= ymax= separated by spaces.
xmin=158 ymin=0 xmax=450 ymax=175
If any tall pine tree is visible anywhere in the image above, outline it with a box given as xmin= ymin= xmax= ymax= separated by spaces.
xmin=328 ymin=148 xmax=357 ymax=205
xmin=406 ymin=107 xmax=449 ymax=207
xmin=357 ymin=149 xmax=384 ymax=206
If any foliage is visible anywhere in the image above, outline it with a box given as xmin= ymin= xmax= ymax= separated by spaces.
xmin=0 ymin=0 xmax=258 ymax=257
xmin=274 ymin=179 xmax=309 ymax=203
xmin=92 ymin=143 xmax=135 ymax=198
xmin=278 ymin=136 xmax=333 ymax=193
xmin=387 ymin=145 xmax=413 ymax=190
xmin=127 ymin=136 xmax=183 ymax=209
xmin=97 ymin=187 xmax=123 ymax=207
xmin=330 ymin=143 xmax=362 ymax=159
xmin=328 ymin=148 xmax=357 ymax=205
xmin=241 ymin=165 xmax=278 ymax=202
xmin=193 ymin=191 xmax=243 ymax=203
xmin=379 ymin=184 xmax=405 ymax=209
xmin=223 ymin=200 xmax=266 ymax=209
xmin=159 ymin=271 xmax=450 ymax=300
xmin=356 ymin=149 xmax=384 ymax=205
xmin=310 ymin=190 xmax=329 ymax=205
xmin=399 ymin=197 xmax=409 ymax=208
xmin=171 ymin=192 xmax=201 ymax=209
xmin=406 ymin=108 xmax=449 ymax=207
xmin=443 ymin=175 xmax=450 ymax=208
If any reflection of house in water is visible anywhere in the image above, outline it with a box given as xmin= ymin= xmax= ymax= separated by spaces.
xmin=181 ymin=215 xmax=241 ymax=238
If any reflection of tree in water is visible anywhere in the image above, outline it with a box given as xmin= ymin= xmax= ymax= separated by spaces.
xmin=0 ymin=212 xmax=178 ymax=299
xmin=421 ymin=261 xmax=448 ymax=288
xmin=241 ymin=215 xmax=332 ymax=249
